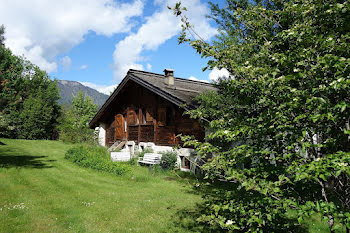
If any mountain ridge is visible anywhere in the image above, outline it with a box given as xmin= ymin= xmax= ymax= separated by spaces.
xmin=57 ymin=80 xmax=109 ymax=108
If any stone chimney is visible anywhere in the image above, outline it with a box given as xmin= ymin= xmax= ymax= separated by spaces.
xmin=164 ymin=68 xmax=174 ymax=85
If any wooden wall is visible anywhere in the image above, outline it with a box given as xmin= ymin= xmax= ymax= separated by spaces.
xmin=104 ymin=80 xmax=205 ymax=146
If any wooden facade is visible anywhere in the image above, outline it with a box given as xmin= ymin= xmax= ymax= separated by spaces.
xmin=103 ymin=80 xmax=205 ymax=147
xmin=89 ymin=69 xmax=217 ymax=148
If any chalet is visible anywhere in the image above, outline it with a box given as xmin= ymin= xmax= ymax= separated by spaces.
xmin=89 ymin=69 xmax=216 ymax=170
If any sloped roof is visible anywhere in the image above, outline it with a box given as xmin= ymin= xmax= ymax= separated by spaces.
xmin=89 ymin=69 xmax=216 ymax=128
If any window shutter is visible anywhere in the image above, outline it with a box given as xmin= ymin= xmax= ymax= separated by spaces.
xmin=127 ymin=109 xmax=137 ymax=126
xmin=114 ymin=114 xmax=124 ymax=140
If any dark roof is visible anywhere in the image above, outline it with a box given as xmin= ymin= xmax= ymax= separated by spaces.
xmin=89 ymin=69 xmax=216 ymax=128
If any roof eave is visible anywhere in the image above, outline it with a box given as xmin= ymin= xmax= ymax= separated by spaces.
xmin=89 ymin=73 xmax=194 ymax=128
xmin=88 ymin=74 xmax=131 ymax=128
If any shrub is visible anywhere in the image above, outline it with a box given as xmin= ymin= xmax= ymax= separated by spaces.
xmin=128 ymin=157 xmax=138 ymax=166
xmin=135 ymin=147 xmax=153 ymax=158
xmin=65 ymin=145 xmax=129 ymax=176
xmin=160 ymin=151 xmax=178 ymax=170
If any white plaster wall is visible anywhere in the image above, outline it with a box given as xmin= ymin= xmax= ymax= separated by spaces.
xmin=177 ymin=148 xmax=194 ymax=157
xmin=98 ymin=123 xmax=106 ymax=147
xmin=111 ymin=151 xmax=130 ymax=162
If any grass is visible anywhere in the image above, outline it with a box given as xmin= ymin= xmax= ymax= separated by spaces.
xmin=0 ymin=138 xmax=201 ymax=233
xmin=0 ymin=138 xmax=345 ymax=233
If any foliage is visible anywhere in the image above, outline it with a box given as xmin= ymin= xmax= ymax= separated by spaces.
xmin=0 ymin=111 xmax=14 ymax=137
xmin=59 ymin=91 xmax=97 ymax=143
xmin=172 ymin=0 xmax=350 ymax=232
xmin=64 ymin=144 xmax=129 ymax=176
xmin=0 ymin=24 xmax=5 ymax=46
xmin=128 ymin=157 xmax=138 ymax=166
xmin=160 ymin=151 xmax=178 ymax=170
xmin=135 ymin=147 xmax=154 ymax=158
xmin=0 ymin=45 xmax=60 ymax=139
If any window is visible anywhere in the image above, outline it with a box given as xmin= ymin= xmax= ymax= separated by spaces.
xmin=124 ymin=114 xmax=127 ymax=132
xmin=141 ymin=108 xmax=147 ymax=124
xmin=180 ymin=156 xmax=190 ymax=169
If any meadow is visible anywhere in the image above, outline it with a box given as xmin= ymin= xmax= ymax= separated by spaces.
xmin=0 ymin=138 xmax=341 ymax=232
xmin=0 ymin=138 xmax=200 ymax=233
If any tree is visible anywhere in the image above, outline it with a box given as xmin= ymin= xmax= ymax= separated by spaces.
xmin=0 ymin=24 xmax=5 ymax=46
xmin=0 ymin=45 xmax=60 ymax=139
xmin=172 ymin=0 xmax=350 ymax=232
xmin=59 ymin=91 xmax=97 ymax=143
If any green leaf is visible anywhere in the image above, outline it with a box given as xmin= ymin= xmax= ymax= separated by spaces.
xmin=319 ymin=174 xmax=326 ymax=181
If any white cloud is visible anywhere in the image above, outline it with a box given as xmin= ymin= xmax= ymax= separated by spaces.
xmin=209 ymin=67 xmax=230 ymax=82
xmin=189 ymin=75 xmax=209 ymax=83
xmin=80 ymin=82 xmax=118 ymax=95
xmin=60 ymin=56 xmax=72 ymax=71
xmin=146 ymin=63 xmax=152 ymax=71
xmin=0 ymin=0 xmax=144 ymax=73
xmin=79 ymin=65 xmax=88 ymax=70
xmin=112 ymin=0 xmax=217 ymax=80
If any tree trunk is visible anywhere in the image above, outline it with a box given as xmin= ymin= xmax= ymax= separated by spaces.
xmin=328 ymin=215 xmax=334 ymax=233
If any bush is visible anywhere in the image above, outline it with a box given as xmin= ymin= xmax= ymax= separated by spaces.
xmin=65 ymin=145 xmax=129 ymax=176
xmin=160 ymin=151 xmax=178 ymax=170
xmin=135 ymin=147 xmax=153 ymax=158
xmin=128 ymin=157 xmax=138 ymax=166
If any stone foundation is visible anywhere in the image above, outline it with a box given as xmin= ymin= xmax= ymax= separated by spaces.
xmin=111 ymin=141 xmax=197 ymax=172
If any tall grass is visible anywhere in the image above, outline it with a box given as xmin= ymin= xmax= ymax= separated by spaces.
xmin=64 ymin=145 xmax=129 ymax=175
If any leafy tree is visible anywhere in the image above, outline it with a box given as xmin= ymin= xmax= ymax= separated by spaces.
xmin=172 ymin=0 xmax=350 ymax=232
xmin=59 ymin=91 xmax=97 ymax=143
xmin=0 ymin=45 xmax=60 ymax=139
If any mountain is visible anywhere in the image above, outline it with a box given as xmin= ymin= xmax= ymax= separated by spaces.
xmin=57 ymin=80 xmax=109 ymax=108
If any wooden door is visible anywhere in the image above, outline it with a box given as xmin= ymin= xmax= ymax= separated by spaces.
xmin=127 ymin=109 xmax=138 ymax=126
xmin=115 ymin=114 xmax=125 ymax=140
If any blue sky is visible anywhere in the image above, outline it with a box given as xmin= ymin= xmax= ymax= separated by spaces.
xmin=0 ymin=0 xmax=229 ymax=94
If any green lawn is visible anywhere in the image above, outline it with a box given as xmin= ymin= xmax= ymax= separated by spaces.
xmin=0 ymin=138 xmax=201 ymax=233
xmin=0 ymin=138 xmax=344 ymax=233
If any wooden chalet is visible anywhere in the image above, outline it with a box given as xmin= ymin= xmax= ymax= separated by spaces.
xmin=89 ymin=69 xmax=216 ymax=148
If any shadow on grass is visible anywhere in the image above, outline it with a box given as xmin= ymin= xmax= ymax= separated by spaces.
xmin=0 ymin=146 xmax=55 ymax=169
xmin=173 ymin=181 xmax=307 ymax=233
xmin=0 ymin=154 xmax=55 ymax=169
